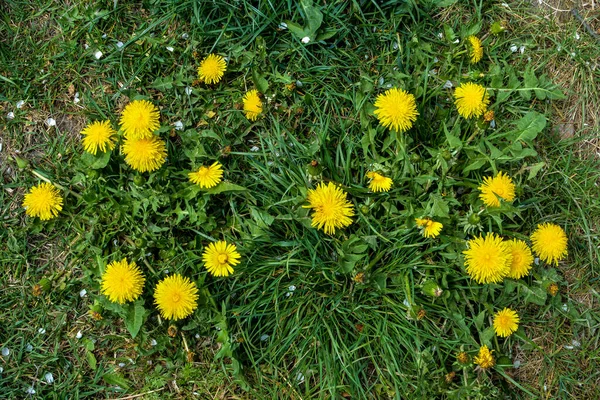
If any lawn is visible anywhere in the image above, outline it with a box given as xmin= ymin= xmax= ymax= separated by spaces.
xmin=1 ymin=0 xmax=599 ymax=399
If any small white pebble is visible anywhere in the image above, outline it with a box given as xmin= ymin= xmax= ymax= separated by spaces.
xmin=392 ymin=42 xmax=398 ymax=50
xmin=116 ymin=41 xmax=124 ymax=49
xmin=443 ymin=80 xmax=453 ymax=89
xmin=565 ymin=345 xmax=574 ymax=349
xmin=534 ymin=257 xmax=540 ymax=265
xmin=501 ymin=2 xmax=509 ymax=6
xmin=296 ymin=372 xmax=305 ymax=384
xmin=574 ymin=32 xmax=580 ymax=40
xmin=7 ymin=112 xmax=14 ymax=119
xmin=94 ymin=51 xmax=103 ymax=59
xmin=163 ymin=269 xmax=169 ymax=274
xmin=403 ymin=299 xmax=410 ymax=307
xmin=295 ymin=80 xmax=303 ymax=87
xmin=45 ymin=118 xmax=56 ymax=127
xmin=572 ymin=340 xmax=581 ymax=347
xmin=250 ymin=146 xmax=260 ymax=152
xmin=44 ymin=372 xmax=54 ymax=384
xmin=570 ymin=52 xmax=576 ymax=57
xmin=73 ymin=92 xmax=80 ymax=104
xmin=79 ymin=289 xmax=87 ymax=298
xmin=510 ymin=44 xmax=518 ymax=53
xmin=2 ymin=347 xmax=9 ymax=356
xmin=16 ymin=100 xmax=25 ymax=109
xmin=278 ymin=22 xmax=287 ymax=30
xmin=173 ymin=120 xmax=184 ymax=130
xmin=25 ymin=344 xmax=33 ymax=352
xmin=452 ymin=39 xmax=459 ymax=44
xmin=513 ymin=360 xmax=521 ymax=368
xmin=378 ymin=77 xmax=385 ymax=86
xmin=289 ymin=285 xmax=296 ymax=292
xmin=181 ymin=33 xmax=189 ymax=39
xmin=26 ymin=386 xmax=36 ymax=395
xmin=38 ymin=328 xmax=46 ymax=334
xmin=562 ymin=304 xmax=569 ymax=312
xmin=150 ymin=339 xmax=157 ymax=346
xmin=544 ymin=384 xmax=547 ymax=391
xmin=519 ymin=45 xmax=525 ymax=54
xmin=195 ymin=334 xmax=200 ymax=339
xmin=0 ymin=367 xmax=3 ymax=373
xmin=185 ymin=86 xmax=193 ymax=95
xmin=260 ymin=334 xmax=269 ymax=341
xmin=84 ymin=43 xmax=89 ymax=49
xmin=76 ymin=331 xmax=82 ymax=339
xmin=166 ymin=46 xmax=174 ymax=52
xmin=437 ymin=32 xmax=443 ymax=39
xmin=433 ymin=57 xmax=439 ymax=63
xmin=301 ymin=36 xmax=310 ymax=44
xmin=118 ymin=362 xmax=126 ymax=368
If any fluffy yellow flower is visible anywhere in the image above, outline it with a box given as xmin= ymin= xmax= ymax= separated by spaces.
xmin=100 ymin=259 xmax=145 ymax=304
xmin=531 ymin=223 xmax=568 ymax=266
xmin=154 ymin=274 xmax=199 ymax=320
xmin=478 ymin=171 xmax=516 ymax=208
xmin=303 ymin=182 xmax=355 ymax=235
xmin=506 ymin=239 xmax=533 ymax=279
xmin=463 ymin=233 xmax=512 ymax=284
xmin=22 ymin=182 xmax=63 ymax=220
xmin=198 ymin=54 xmax=227 ymax=84
xmin=122 ymin=136 xmax=167 ymax=173
xmin=81 ymin=120 xmax=116 ymax=155
xmin=188 ymin=162 xmax=223 ymax=188
xmin=119 ymin=100 xmax=160 ymax=139
xmin=468 ymin=36 xmax=483 ymax=63
xmin=373 ymin=88 xmax=419 ymax=133
xmin=493 ymin=308 xmax=519 ymax=338
xmin=415 ymin=218 xmax=443 ymax=238
xmin=202 ymin=240 xmax=241 ymax=277
xmin=474 ymin=345 xmax=495 ymax=369
xmin=366 ymin=171 xmax=393 ymax=192
xmin=454 ymin=82 xmax=489 ymax=119
xmin=243 ymin=89 xmax=263 ymax=121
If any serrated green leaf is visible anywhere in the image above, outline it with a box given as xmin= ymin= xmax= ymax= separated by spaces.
xmin=81 ymin=150 xmax=111 ymax=169
xmin=514 ymin=112 xmax=546 ymax=143
xmin=103 ymin=371 xmax=131 ymax=390
xmin=527 ymin=162 xmax=545 ymax=180
xmin=151 ymin=76 xmax=173 ymax=90
xmin=252 ymin=69 xmax=269 ymax=93
xmin=124 ymin=302 xmax=145 ymax=338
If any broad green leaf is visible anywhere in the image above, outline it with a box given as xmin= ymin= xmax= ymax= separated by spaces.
xmin=444 ymin=123 xmax=462 ymax=149
xmin=514 ymin=112 xmax=546 ymax=143
xmin=301 ymin=0 xmax=323 ymax=36
xmin=431 ymin=194 xmax=449 ymax=218
xmin=252 ymin=69 xmax=269 ymax=93
xmin=151 ymin=76 xmax=173 ymax=90
xmin=81 ymin=150 xmax=111 ymax=169
xmin=527 ymin=162 xmax=545 ymax=180
xmin=522 ymin=285 xmax=547 ymax=306
xmin=124 ymin=302 xmax=146 ymax=338
xmin=103 ymin=371 xmax=131 ymax=390
xmin=206 ymin=182 xmax=247 ymax=194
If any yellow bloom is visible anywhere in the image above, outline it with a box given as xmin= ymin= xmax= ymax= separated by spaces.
xmin=154 ymin=274 xmax=199 ymax=320
xmin=188 ymin=162 xmax=223 ymax=188
xmin=202 ymin=240 xmax=241 ymax=277
xmin=454 ymin=82 xmax=490 ymax=119
xmin=366 ymin=171 xmax=393 ymax=192
xmin=122 ymin=136 xmax=167 ymax=173
xmin=243 ymin=89 xmax=263 ymax=121
xmin=81 ymin=120 xmax=116 ymax=155
xmin=473 ymin=345 xmax=495 ymax=369
xmin=373 ymin=88 xmax=419 ymax=133
xmin=463 ymin=233 xmax=511 ymax=284
xmin=506 ymin=239 xmax=533 ymax=279
xmin=415 ymin=218 xmax=443 ymax=238
xmin=100 ymin=259 xmax=145 ymax=304
xmin=119 ymin=100 xmax=160 ymax=139
xmin=22 ymin=182 xmax=63 ymax=220
xmin=478 ymin=171 xmax=516 ymax=208
xmin=531 ymin=223 xmax=568 ymax=266
xmin=493 ymin=308 xmax=519 ymax=338
xmin=303 ymin=182 xmax=355 ymax=235
xmin=456 ymin=352 xmax=469 ymax=364
xmin=197 ymin=54 xmax=227 ymax=84
xmin=468 ymin=36 xmax=483 ymax=63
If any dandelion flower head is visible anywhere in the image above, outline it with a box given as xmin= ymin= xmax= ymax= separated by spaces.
xmin=415 ymin=217 xmax=443 ymax=238
xmin=22 ymin=183 xmax=63 ymax=220
xmin=366 ymin=171 xmax=393 ymax=192
xmin=531 ymin=223 xmax=568 ymax=266
xmin=454 ymin=82 xmax=490 ymax=119
xmin=474 ymin=345 xmax=495 ymax=369
xmin=478 ymin=171 xmax=516 ymax=208
xmin=101 ymin=258 xmax=145 ymax=304
xmin=119 ymin=100 xmax=160 ymax=139
xmin=81 ymin=120 xmax=116 ymax=155
xmin=122 ymin=136 xmax=167 ymax=173
xmin=463 ymin=233 xmax=512 ymax=284
xmin=303 ymin=182 xmax=355 ymax=235
xmin=202 ymin=240 xmax=241 ymax=277
xmin=373 ymin=88 xmax=419 ymax=133
xmin=188 ymin=162 xmax=223 ymax=189
xmin=243 ymin=89 xmax=263 ymax=121
xmin=154 ymin=274 xmax=199 ymax=320
xmin=468 ymin=36 xmax=483 ymax=63
xmin=493 ymin=308 xmax=520 ymax=338
xmin=506 ymin=239 xmax=533 ymax=279
xmin=198 ymin=54 xmax=227 ymax=84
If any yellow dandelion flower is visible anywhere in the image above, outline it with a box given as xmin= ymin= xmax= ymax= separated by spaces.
xmin=506 ymin=239 xmax=533 ymax=279
xmin=493 ymin=308 xmax=520 ymax=338
xmin=303 ymin=182 xmax=355 ymax=235
xmin=474 ymin=345 xmax=495 ymax=369
xmin=22 ymin=182 xmax=63 ymax=220
xmin=415 ymin=218 xmax=443 ymax=238
xmin=478 ymin=171 xmax=516 ymax=208
xmin=119 ymin=100 xmax=160 ymax=139
xmin=468 ymin=36 xmax=483 ymax=64
xmin=154 ymin=274 xmax=199 ymax=320
xmin=456 ymin=352 xmax=470 ymax=364
xmin=547 ymin=283 xmax=559 ymax=296
xmin=202 ymin=240 xmax=241 ymax=277
xmin=366 ymin=171 xmax=393 ymax=192
xmin=122 ymin=136 xmax=167 ymax=173
xmin=531 ymin=223 xmax=568 ymax=266
xmin=243 ymin=89 xmax=263 ymax=121
xmin=463 ymin=233 xmax=512 ymax=284
xmin=197 ymin=54 xmax=227 ymax=84
xmin=373 ymin=87 xmax=419 ymax=133
xmin=81 ymin=120 xmax=116 ymax=155
xmin=100 ymin=258 xmax=145 ymax=304
xmin=188 ymin=162 xmax=223 ymax=189
xmin=454 ymin=82 xmax=490 ymax=119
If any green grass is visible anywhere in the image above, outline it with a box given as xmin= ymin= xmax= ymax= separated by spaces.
xmin=1 ymin=0 xmax=600 ymax=399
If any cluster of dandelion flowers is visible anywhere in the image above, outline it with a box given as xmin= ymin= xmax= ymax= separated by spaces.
xmin=198 ymin=54 xmax=227 ymax=84
xmin=119 ymin=100 xmax=160 ymax=139
xmin=478 ymin=171 xmax=516 ymax=208
xmin=366 ymin=171 xmax=393 ymax=192
xmin=415 ymin=218 xmax=443 ymax=239
xmin=474 ymin=345 xmax=495 ymax=369
xmin=81 ymin=120 xmax=116 ymax=155
xmin=100 ymin=259 xmax=145 ymax=304
xmin=188 ymin=162 xmax=223 ymax=189
xmin=243 ymin=90 xmax=263 ymax=121
xmin=154 ymin=274 xmax=199 ymax=320
xmin=373 ymin=87 xmax=419 ymax=133
xmin=202 ymin=240 xmax=241 ymax=277
xmin=463 ymin=233 xmax=512 ymax=284
xmin=304 ymin=182 xmax=355 ymax=235
xmin=454 ymin=82 xmax=490 ymax=119
xmin=506 ymin=239 xmax=533 ymax=279
xmin=122 ymin=136 xmax=167 ymax=173
xmin=22 ymin=182 xmax=63 ymax=220
xmin=493 ymin=308 xmax=520 ymax=338
xmin=531 ymin=223 xmax=568 ymax=265
xmin=468 ymin=36 xmax=483 ymax=63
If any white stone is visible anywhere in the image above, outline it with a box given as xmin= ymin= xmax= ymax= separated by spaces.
xmin=26 ymin=386 xmax=36 ymax=395
xmin=278 ymin=22 xmax=287 ymax=30
xmin=301 ymin=36 xmax=310 ymax=44
xmin=250 ymin=146 xmax=259 ymax=152
xmin=260 ymin=334 xmax=269 ymax=341
xmin=102 ymin=33 xmax=107 ymax=39
xmin=94 ymin=51 xmax=103 ymax=59
xmin=116 ymin=41 xmax=124 ymax=49
xmin=44 ymin=372 xmax=54 ymax=384
xmin=38 ymin=328 xmax=46 ymax=334
xmin=7 ymin=112 xmax=14 ymax=119
xmin=76 ymin=331 xmax=82 ymax=339
xmin=166 ymin=46 xmax=174 ymax=52
xmin=173 ymin=120 xmax=184 ymax=130
xmin=2 ymin=347 xmax=9 ymax=356
xmin=16 ymin=100 xmax=25 ymax=109
xmin=575 ymin=32 xmax=580 ymax=40
xmin=150 ymin=339 xmax=157 ymax=346
xmin=510 ymin=45 xmax=518 ymax=53
xmin=185 ymin=86 xmax=193 ymax=95
xmin=443 ymin=80 xmax=453 ymax=89
xmin=79 ymin=289 xmax=87 ymax=298
xmin=45 ymin=118 xmax=56 ymax=127
xmin=181 ymin=33 xmax=189 ymax=39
